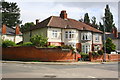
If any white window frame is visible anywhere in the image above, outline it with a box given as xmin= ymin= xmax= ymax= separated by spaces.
xmin=95 ymin=34 xmax=99 ymax=42
xmin=81 ymin=32 xmax=91 ymax=40
xmin=65 ymin=31 xmax=75 ymax=39
xmin=52 ymin=30 xmax=58 ymax=38
xmin=82 ymin=45 xmax=91 ymax=53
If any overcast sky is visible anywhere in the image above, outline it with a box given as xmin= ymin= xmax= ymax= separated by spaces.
xmin=5 ymin=0 xmax=119 ymax=31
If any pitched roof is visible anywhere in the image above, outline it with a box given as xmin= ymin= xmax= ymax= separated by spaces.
xmin=26 ymin=16 xmax=102 ymax=33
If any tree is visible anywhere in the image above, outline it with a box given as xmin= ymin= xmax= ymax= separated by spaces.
xmin=84 ymin=13 xmax=90 ymax=24
xmin=2 ymin=1 xmax=21 ymax=28
xmin=104 ymin=4 xmax=115 ymax=32
xmin=104 ymin=37 xmax=116 ymax=54
xmin=91 ymin=16 xmax=98 ymax=29
xmin=20 ymin=22 xmax=35 ymax=32
xmin=30 ymin=35 xmax=48 ymax=47
xmin=99 ymin=22 xmax=104 ymax=32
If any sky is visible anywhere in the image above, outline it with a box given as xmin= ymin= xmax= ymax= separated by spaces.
xmin=5 ymin=0 xmax=120 ymax=31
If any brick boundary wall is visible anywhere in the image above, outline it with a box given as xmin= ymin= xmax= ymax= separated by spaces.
xmin=2 ymin=46 xmax=78 ymax=62
xmin=89 ymin=52 xmax=120 ymax=62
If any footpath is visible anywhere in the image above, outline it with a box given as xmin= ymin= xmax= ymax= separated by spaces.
xmin=1 ymin=60 xmax=118 ymax=65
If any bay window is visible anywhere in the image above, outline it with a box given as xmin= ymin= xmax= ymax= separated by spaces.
xmin=81 ymin=32 xmax=91 ymax=40
xmin=65 ymin=31 xmax=75 ymax=39
xmin=82 ymin=45 xmax=91 ymax=53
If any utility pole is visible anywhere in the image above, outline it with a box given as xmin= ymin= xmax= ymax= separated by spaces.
xmin=103 ymin=17 xmax=106 ymax=62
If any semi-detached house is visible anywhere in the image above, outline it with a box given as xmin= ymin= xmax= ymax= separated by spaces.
xmin=23 ymin=10 xmax=103 ymax=53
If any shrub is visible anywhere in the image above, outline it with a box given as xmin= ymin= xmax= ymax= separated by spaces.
xmin=80 ymin=52 xmax=89 ymax=61
xmin=30 ymin=34 xmax=48 ymax=47
xmin=47 ymin=45 xmax=56 ymax=48
xmin=21 ymin=42 xmax=34 ymax=46
xmin=98 ymin=50 xmax=103 ymax=55
xmin=92 ymin=51 xmax=100 ymax=57
xmin=104 ymin=37 xmax=116 ymax=54
xmin=61 ymin=45 xmax=74 ymax=51
xmin=61 ymin=45 xmax=75 ymax=53
xmin=2 ymin=40 xmax=16 ymax=48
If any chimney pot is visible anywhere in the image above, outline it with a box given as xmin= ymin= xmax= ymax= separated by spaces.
xmin=2 ymin=24 xmax=6 ymax=34
xmin=36 ymin=19 xmax=39 ymax=25
xmin=15 ymin=25 xmax=20 ymax=35
xmin=60 ymin=10 xmax=67 ymax=19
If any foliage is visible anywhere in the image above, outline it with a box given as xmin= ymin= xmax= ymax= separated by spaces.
xmin=30 ymin=34 xmax=48 ymax=47
xmin=92 ymin=51 xmax=100 ymax=57
xmin=20 ymin=22 xmax=35 ymax=32
xmin=84 ymin=13 xmax=90 ymax=24
xmin=91 ymin=16 xmax=99 ymax=29
xmin=80 ymin=52 xmax=89 ymax=61
xmin=47 ymin=45 xmax=56 ymax=48
xmin=98 ymin=50 xmax=103 ymax=55
xmin=99 ymin=22 xmax=104 ymax=32
xmin=104 ymin=4 xmax=115 ymax=32
xmin=2 ymin=1 xmax=21 ymax=27
xmin=61 ymin=45 xmax=74 ymax=51
xmin=2 ymin=40 xmax=16 ymax=48
xmin=104 ymin=37 xmax=116 ymax=54
xmin=20 ymin=42 xmax=34 ymax=46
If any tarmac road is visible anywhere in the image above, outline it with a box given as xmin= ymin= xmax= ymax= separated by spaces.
xmin=1 ymin=61 xmax=119 ymax=78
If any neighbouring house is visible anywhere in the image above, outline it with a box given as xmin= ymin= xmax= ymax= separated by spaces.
xmin=23 ymin=10 xmax=103 ymax=53
xmin=105 ymin=28 xmax=120 ymax=53
xmin=1 ymin=24 xmax=23 ymax=43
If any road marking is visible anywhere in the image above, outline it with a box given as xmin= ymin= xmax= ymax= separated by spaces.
xmin=88 ymin=76 xmax=96 ymax=78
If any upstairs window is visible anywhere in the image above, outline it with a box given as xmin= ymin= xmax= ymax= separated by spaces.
xmin=65 ymin=31 xmax=75 ymax=39
xmin=52 ymin=30 xmax=58 ymax=38
xmin=95 ymin=34 xmax=99 ymax=41
xmin=81 ymin=32 xmax=91 ymax=40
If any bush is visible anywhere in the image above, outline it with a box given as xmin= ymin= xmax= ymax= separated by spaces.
xmin=104 ymin=37 xmax=116 ymax=54
xmin=61 ymin=45 xmax=75 ymax=53
xmin=80 ymin=52 xmax=89 ymax=61
xmin=47 ymin=45 xmax=56 ymax=48
xmin=2 ymin=40 xmax=16 ymax=48
xmin=21 ymin=42 xmax=34 ymax=46
xmin=30 ymin=34 xmax=48 ymax=47
xmin=92 ymin=51 xmax=100 ymax=57
xmin=98 ymin=50 xmax=103 ymax=55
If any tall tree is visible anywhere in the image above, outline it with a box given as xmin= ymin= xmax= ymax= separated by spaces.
xmin=99 ymin=22 xmax=104 ymax=32
xmin=84 ymin=13 xmax=90 ymax=24
xmin=104 ymin=4 xmax=115 ymax=32
xmin=2 ymin=2 xmax=21 ymax=28
xmin=91 ymin=16 xmax=98 ymax=29
xmin=20 ymin=22 xmax=35 ymax=32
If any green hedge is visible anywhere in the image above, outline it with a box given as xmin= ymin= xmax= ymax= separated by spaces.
xmin=2 ymin=40 xmax=16 ymax=48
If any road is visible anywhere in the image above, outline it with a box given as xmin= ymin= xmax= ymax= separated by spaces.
xmin=2 ymin=62 xmax=119 ymax=78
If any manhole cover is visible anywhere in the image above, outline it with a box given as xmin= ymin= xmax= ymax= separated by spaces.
xmin=44 ymin=74 xmax=56 ymax=78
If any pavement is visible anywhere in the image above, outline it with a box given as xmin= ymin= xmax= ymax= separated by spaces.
xmin=1 ymin=60 xmax=119 ymax=65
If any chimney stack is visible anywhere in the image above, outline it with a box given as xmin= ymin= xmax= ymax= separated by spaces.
xmin=112 ymin=27 xmax=118 ymax=38
xmin=60 ymin=10 xmax=67 ymax=20
xmin=15 ymin=25 xmax=20 ymax=35
xmin=36 ymin=19 xmax=39 ymax=25
xmin=2 ymin=24 xmax=6 ymax=34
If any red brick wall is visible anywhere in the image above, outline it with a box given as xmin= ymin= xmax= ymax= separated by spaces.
xmin=89 ymin=52 xmax=120 ymax=62
xmin=2 ymin=46 xmax=77 ymax=62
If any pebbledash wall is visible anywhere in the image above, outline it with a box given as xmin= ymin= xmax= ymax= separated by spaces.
xmin=89 ymin=52 xmax=120 ymax=62
xmin=2 ymin=46 xmax=78 ymax=62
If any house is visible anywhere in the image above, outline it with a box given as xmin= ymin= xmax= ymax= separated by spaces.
xmin=23 ymin=10 xmax=103 ymax=53
xmin=105 ymin=28 xmax=120 ymax=53
xmin=1 ymin=24 xmax=23 ymax=43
